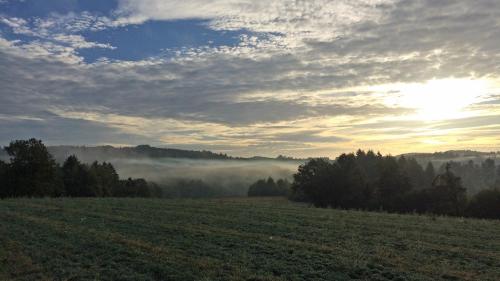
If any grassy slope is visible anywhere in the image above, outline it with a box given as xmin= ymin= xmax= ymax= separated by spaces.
xmin=0 ymin=198 xmax=499 ymax=281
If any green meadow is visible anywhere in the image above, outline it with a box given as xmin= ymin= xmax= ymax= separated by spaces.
xmin=1 ymin=198 xmax=499 ymax=281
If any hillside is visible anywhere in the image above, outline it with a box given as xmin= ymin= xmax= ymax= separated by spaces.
xmin=0 ymin=144 xmax=301 ymax=196
xmin=1 ymin=198 xmax=499 ymax=281
xmin=45 ymin=145 xmax=306 ymax=164
xmin=0 ymin=144 xmax=304 ymax=163
xmin=2 ymin=144 xmax=498 ymax=166
xmin=400 ymin=150 xmax=499 ymax=166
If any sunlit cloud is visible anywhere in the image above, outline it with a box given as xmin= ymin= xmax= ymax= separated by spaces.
xmin=0 ymin=0 xmax=500 ymax=157
xmin=377 ymin=78 xmax=492 ymax=120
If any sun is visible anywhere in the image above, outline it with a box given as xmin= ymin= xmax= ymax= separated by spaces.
xmin=385 ymin=78 xmax=489 ymax=120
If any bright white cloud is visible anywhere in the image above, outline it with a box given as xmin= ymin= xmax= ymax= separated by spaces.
xmin=52 ymin=34 xmax=116 ymax=50
xmin=1 ymin=0 xmax=500 ymax=157
xmin=115 ymin=0 xmax=395 ymax=46
xmin=0 ymin=14 xmax=115 ymax=62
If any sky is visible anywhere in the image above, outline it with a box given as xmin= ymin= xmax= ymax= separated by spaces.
xmin=1 ymin=0 xmax=500 ymax=158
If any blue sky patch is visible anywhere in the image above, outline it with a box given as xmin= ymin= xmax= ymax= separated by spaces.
xmin=78 ymin=20 xmax=250 ymax=62
xmin=0 ymin=0 xmax=257 ymax=63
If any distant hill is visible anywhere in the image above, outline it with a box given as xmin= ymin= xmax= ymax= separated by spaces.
xmin=46 ymin=145 xmax=232 ymax=163
xmin=37 ymin=145 xmax=305 ymax=164
xmin=3 ymin=144 xmax=496 ymax=163
xmin=0 ymin=144 xmax=304 ymax=192
xmin=0 ymin=145 xmax=234 ymax=162
xmin=1 ymin=144 xmax=499 ymax=165
xmin=400 ymin=150 xmax=499 ymax=166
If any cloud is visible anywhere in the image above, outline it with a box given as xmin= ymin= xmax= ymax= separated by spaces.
xmin=0 ymin=111 xmax=154 ymax=146
xmin=1 ymin=0 xmax=500 ymax=157
xmin=113 ymin=0 xmax=396 ymax=50
xmin=0 ymin=14 xmax=115 ymax=62
xmin=52 ymin=34 xmax=115 ymax=49
xmin=268 ymin=130 xmax=349 ymax=143
xmin=0 ymin=16 xmax=31 ymax=34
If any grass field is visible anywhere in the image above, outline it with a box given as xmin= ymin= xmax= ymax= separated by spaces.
xmin=0 ymin=198 xmax=499 ymax=281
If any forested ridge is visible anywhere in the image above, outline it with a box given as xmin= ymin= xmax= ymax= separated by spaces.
xmin=20 ymin=145 xmax=303 ymax=162
xmin=290 ymin=150 xmax=500 ymax=219
xmin=0 ymin=139 xmax=161 ymax=198
xmin=1 ymin=139 xmax=499 ymax=219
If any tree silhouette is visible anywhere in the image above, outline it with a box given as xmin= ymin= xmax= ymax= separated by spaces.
xmin=467 ymin=188 xmax=500 ymax=219
xmin=0 ymin=160 xmax=8 ymax=198
xmin=248 ymin=177 xmax=290 ymax=197
xmin=430 ymin=164 xmax=467 ymax=216
xmin=292 ymin=158 xmax=334 ymax=207
xmin=374 ymin=156 xmax=412 ymax=211
xmin=89 ymin=161 xmax=119 ymax=196
xmin=3 ymin=139 xmax=63 ymax=197
xmin=62 ymin=155 xmax=97 ymax=197
xmin=424 ymin=162 xmax=436 ymax=187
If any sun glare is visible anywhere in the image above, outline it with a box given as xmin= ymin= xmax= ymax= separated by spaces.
xmin=384 ymin=78 xmax=489 ymax=120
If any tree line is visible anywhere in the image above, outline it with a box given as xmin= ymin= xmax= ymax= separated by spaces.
xmin=2 ymin=139 xmax=498 ymax=219
xmin=248 ymin=177 xmax=291 ymax=197
xmin=442 ymin=159 xmax=500 ymax=194
xmin=290 ymin=150 xmax=500 ymax=219
xmin=247 ymin=177 xmax=291 ymax=197
xmin=0 ymin=139 xmax=161 ymax=198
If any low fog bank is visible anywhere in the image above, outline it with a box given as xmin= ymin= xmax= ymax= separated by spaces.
xmin=40 ymin=146 xmax=302 ymax=196
xmin=46 ymin=147 xmax=301 ymax=197
xmin=5 ymin=144 xmax=499 ymax=196
xmin=403 ymin=151 xmax=499 ymax=167
xmin=110 ymin=158 xmax=299 ymax=196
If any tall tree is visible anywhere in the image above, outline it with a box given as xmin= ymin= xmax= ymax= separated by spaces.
xmin=62 ymin=155 xmax=97 ymax=197
xmin=375 ymin=156 xmax=412 ymax=211
xmin=4 ymin=139 xmax=63 ymax=197
xmin=248 ymin=177 xmax=289 ymax=197
xmin=89 ymin=161 xmax=119 ymax=196
xmin=404 ymin=158 xmax=426 ymax=189
xmin=336 ymin=153 xmax=367 ymax=208
xmin=292 ymin=158 xmax=335 ymax=207
xmin=430 ymin=164 xmax=467 ymax=216
xmin=0 ymin=160 xmax=8 ymax=198
xmin=424 ymin=162 xmax=436 ymax=187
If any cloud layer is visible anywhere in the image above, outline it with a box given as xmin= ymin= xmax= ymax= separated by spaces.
xmin=1 ymin=0 xmax=500 ymax=157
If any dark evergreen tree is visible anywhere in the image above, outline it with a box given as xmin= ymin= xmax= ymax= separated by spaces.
xmin=89 ymin=161 xmax=119 ymax=196
xmin=424 ymin=162 xmax=436 ymax=187
xmin=276 ymin=178 xmax=291 ymax=195
xmin=4 ymin=139 xmax=63 ymax=197
xmin=248 ymin=177 xmax=289 ymax=197
xmin=375 ymin=156 xmax=412 ymax=211
xmin=404 ymin=158 xmax=426 ymax=189
xmin=291 ymin=158 xmax=335 ymax=207
xmin=62 ymin=155 xmax=98 ymax=197
xmin=113 ymin=178 xmax=151 ymax=197
xmin=430 ymin=164 xmax=467 ymax=216
xmin=335 ymin=153 xmax=367 ymax=208
xmin=0 ymin=160 xmax=8 ymax=198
